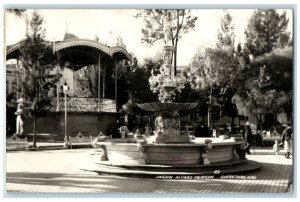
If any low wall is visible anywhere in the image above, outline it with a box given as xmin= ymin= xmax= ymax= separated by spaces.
xmin=21 ymin=112 xmax=118 ymax=141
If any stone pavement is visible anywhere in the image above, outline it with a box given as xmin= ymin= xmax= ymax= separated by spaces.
xmin=5 ymin=147 xmax=293 ymax=194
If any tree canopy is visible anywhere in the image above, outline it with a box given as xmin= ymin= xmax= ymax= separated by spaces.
xmin=244 ymin=9 xmax=290 ymax=57
xmin=233 ymin=47 xmax=293 ymax=125
xmin=229 ymin=9 xmax=293 ymax=129
xmin=136 ymin=9 xmax=198 ymax=74
xmin=20 ymin=11 xmax=57 ymax=113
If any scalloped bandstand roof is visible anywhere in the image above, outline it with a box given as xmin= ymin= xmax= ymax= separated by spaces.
xmin=6 ymin=33 xmax=131 ymax=71
xmin=137 ymin=102 xmax=198 ymax=112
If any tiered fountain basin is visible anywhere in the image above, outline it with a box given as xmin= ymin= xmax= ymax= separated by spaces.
xmin=90 ymin=102 xmax=261 ymax=176
xmin=97 ymin=102 xmax=246 ymax=166
xmin=97 ymin=136 xmax=245 ymax=166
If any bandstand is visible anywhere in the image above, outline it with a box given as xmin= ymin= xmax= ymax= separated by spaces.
xmin=6 ymin=32 xmax=131 ymax=140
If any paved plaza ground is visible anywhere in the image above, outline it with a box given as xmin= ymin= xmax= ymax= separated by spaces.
xmin=5 ymin=146 xmax=293 ymax=195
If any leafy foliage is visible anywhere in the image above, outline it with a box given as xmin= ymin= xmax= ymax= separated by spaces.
xmin=244 ymin=9 xmax=290 ymax=57
xmin=6 ymin=9 xmax=26 ymax=17
xmin=127 ymin=57 xmax=159 ymax=104
xmin=20 ymin=11 xmax=58 ymax=115
xmin=136 ymin=9 xmax=198 ymax=72
xmin=189 ymin=46 xmax=239 ymax=92
xmin=251 ymin=47 xmax=293 ymax=92
xmin=189 ymin=11 xmax=239 ymax=92
xmin=233 ymin=47 xmax=293 ymax=124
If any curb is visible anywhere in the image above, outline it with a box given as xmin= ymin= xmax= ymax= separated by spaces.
xmin=81 ymin=160 xmax=262 ymax=179
xmin=7 ymin=144 xmax=93 ymax=152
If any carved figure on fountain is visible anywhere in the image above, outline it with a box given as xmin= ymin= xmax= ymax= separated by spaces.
xmin=163 ymin=50 xmax=172 ymax=65
xmin=163 ymin=13 xmax=173 ymax=46
xmin=154 ymin=111 xmax=181 ymax=137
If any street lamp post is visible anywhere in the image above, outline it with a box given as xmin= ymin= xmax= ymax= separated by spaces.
xmin=63 ymin=82 xmax=69 ymax=148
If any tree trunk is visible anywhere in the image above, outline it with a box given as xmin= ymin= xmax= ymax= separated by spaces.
xmin=256 ymin=115 xmax=263 ymax=136
xmin=173 ymin=39 xmax=178 ymax=76
xmin=207 ymin=86 xmax=213 ymax=128
xmin=33 ymin=113 xmax=37 ymax=148
xmin=231 ymin=116 xmax=235 ymax=133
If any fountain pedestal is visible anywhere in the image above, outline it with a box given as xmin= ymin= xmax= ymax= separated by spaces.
xmin=155 ymin=135 xmax=191 ymax=143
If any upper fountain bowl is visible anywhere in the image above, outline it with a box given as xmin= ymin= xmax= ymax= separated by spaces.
xmin=137 ymin=102 xmax=198 ymax=112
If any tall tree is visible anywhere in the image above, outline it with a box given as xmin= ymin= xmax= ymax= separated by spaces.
xmin=237 ymin=9 xmax=292 ymax=129
xmin=135 ymin=9 xmax=197 ymax=74
xmin=20 ymin=11 xmax=58 ymax=147
xmin=244 ymin=9 xmax=290 ymax=58
xmin=215 ymin=10 xmax=239 ymax=131
xmin=188 ymin=46 xmax=239 ymax=127
xmin=232 ymin=65 xmax=290 ymax=134
xmin=249 ymin=47 xmax=293 ymax=121
xmin=188 ymin=11 xmax=239 ymax=127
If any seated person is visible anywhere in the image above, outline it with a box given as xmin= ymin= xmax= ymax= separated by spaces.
xmin=145 ymin=124 xmax=152 ymax=136
xmin=195 ymin=121 xmax=212 ymax=137
xmin=118 ymin=126 xmax=129 ymax=138
xmin=134 ymin=129 xmax=141 ymax=137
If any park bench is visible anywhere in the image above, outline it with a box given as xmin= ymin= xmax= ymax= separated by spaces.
xmin=26 ymin=133 xmax=57 ymax=142
xmin=69 ymin=132 xmax=98 ymax=149
xmin=6 ymin=136 xmax=29 ymax=151
xmin=261 ymin=130 xmax=282 ymax=146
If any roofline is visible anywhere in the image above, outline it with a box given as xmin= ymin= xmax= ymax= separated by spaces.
xmin=7 ymin=39 xmax=131 ymax=61
xmin=110 ymin=46 xmax=131 ymax=61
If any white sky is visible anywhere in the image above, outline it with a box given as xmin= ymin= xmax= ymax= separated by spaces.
xmin=4 ymin=9 xmax=293 ymax=66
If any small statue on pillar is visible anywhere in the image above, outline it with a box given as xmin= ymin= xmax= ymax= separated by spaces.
xmin=163 ymin=12 xmax=173 ymax=46
xmin=15 ymin=98 xmax=24 ymax=137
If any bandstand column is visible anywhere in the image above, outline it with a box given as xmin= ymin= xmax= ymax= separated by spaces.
xmin=54 ymin=51 xmax=61 ymax=140
xmin=102 ymin=62 xmax=105 ymax=100
xmin=97 ymin=54 xmax=101 ymax=112
xmin=97 ymin=54 xmax=102 ymax=135
xmin=16 ymin=59 xmax=19 ymax=100
xmin=56 ymin=53 xmax=60 ymax=112
xmin=114 ymin=59 xmax=118 ymax=111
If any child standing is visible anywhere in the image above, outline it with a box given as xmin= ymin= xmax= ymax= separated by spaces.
xmin=273 ymin=140 xmax=280 ymax=156
xmin=281 ymin=125 xmax=292 ymax=159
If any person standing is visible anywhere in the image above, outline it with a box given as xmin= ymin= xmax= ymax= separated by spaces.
xmin=243 ymin=121 xmax=253 ymax=154
xmin=273 ymin=140 xmax=280 ymax=156
xmin=281 ymin=124 xmax=292 ymax=159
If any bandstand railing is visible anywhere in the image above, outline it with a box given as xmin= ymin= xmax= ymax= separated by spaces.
xmin=49 ymin=98 xmax=116 ymax=112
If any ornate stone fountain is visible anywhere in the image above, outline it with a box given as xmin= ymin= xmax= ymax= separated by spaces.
xmin=139 ymin=12 xmax=198 ymax=144
xmin=92 ymin=11 xmax=260 ymax=175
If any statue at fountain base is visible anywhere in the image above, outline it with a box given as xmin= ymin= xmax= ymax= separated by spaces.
xmin=154 ymin=111 xmax=191 ymax=143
